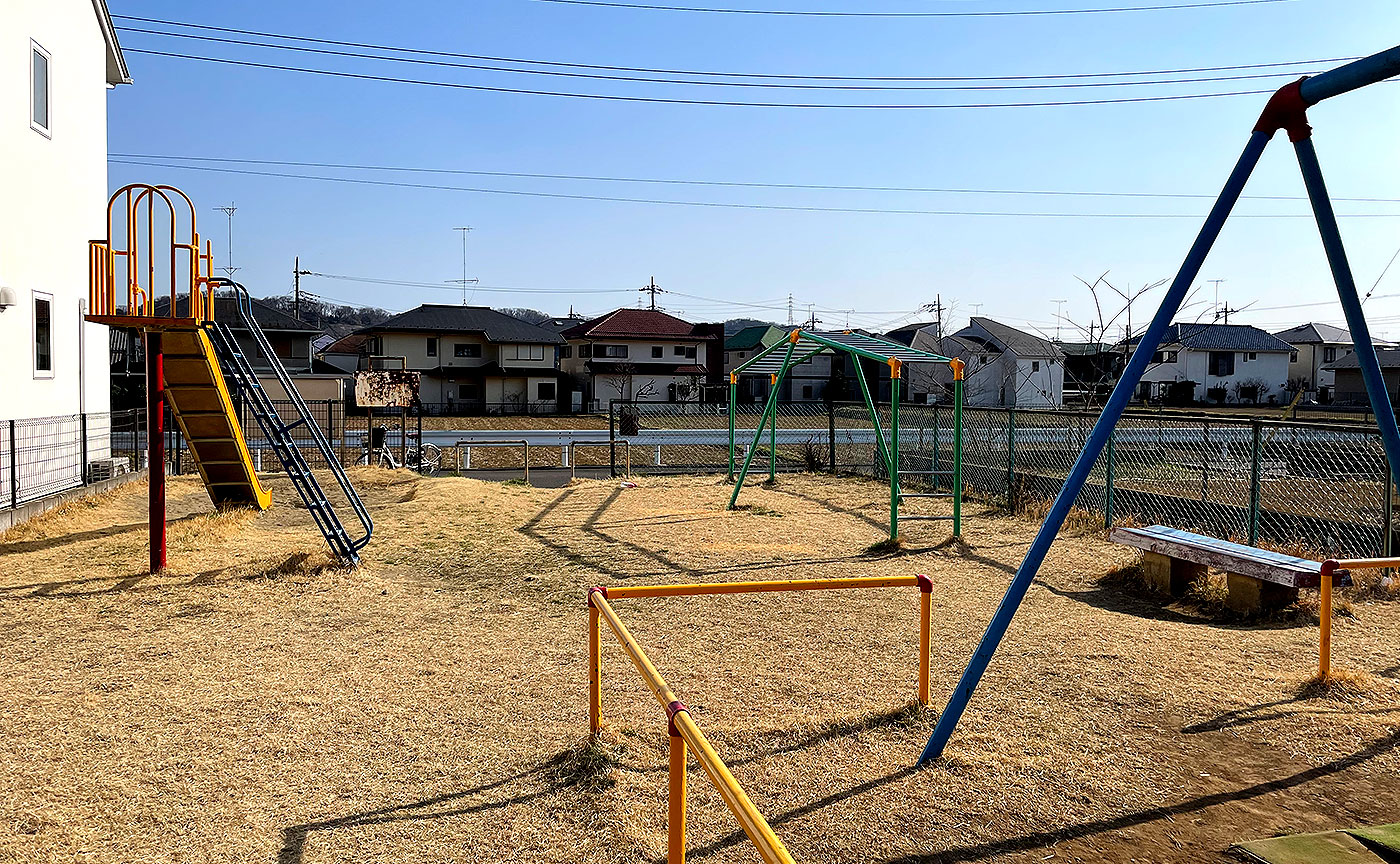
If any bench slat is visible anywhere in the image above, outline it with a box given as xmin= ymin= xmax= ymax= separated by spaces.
xmin=1109 ymin=525 xmax=1345 ymax=589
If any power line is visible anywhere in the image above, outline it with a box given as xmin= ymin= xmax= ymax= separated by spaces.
xmin=306 ymin=272 xmax=635 ymax=295
xmin=121 ymin=47 xmax=1285 ymax=109
xmin=111 ymin=15 xmax=1353 ymax=83
xmin=110 ymin=158 xmax=1400 ymax=219
xmin=112 ymin=153 xmax=1400 ymax=205
xmin=524 ymin=0 xmax=1294 ymax=17
xmin=115 ymin=25 xmax=1331 ymax=91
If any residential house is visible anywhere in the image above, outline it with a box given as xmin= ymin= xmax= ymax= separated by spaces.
xmin=351 ymin=305 xmax=566 ymax=414
xmin=1057 ymin=341 xmax=1125 ymax=406
xmin=560 ymin=309 xmax=722 ymax=409
xmin=0 ymin=0 xmax=130 ymax=516
xmin=1273 ymin=322 xmax=1354 ymax=403
xmin=1132 ymin=323 xmax=1293 ymax=404
xmin=1323 ymin=348 xmax=1400 ymax=405
xmin=912 ymin=317 xmax=1064 ymax=408
xmin=724 ymin=324 xmax=834 ymax=403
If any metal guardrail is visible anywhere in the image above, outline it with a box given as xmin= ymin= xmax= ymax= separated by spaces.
xmin=586 ymin=575 xmax=933 ymax=864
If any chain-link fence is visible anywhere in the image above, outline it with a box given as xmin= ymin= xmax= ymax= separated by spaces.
xmin=609 ymin=400 xmax=1396 ymax=559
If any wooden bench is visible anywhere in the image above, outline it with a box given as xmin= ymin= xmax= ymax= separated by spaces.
xmin=1108 ymin=525 xmax=1350 ymax=613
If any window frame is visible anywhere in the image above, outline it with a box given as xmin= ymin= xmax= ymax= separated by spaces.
xmin=652 ymin=346 xmax=664 ymax=358
xmin=537 ymin=381 xmax=557 ymax=401
xmin=1208 ymin=350 xmax=1236 ymax=377
xmin=426 ymin=337 xmax=438 ymax=357
xmin=1323 ymin=346 xmax=1337 ymax=363
xmin=453 ymin=342 xmax=482 ymax=359
xmin=33 ymin=290 xmax=54 ymax=378
xmin=30 ymin=40 xmax=51 ymax=138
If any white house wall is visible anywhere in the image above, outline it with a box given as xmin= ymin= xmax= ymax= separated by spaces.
xmin=0 ymin=0 xmax=112 ymax=425
xmin=1140 ymin=350 xmax=1290 ymax=402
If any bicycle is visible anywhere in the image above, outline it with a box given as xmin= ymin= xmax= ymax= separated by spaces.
xmin=356 ymin=426 xmax=441 ymax=475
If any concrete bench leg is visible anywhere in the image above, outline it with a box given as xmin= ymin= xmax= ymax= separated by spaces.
xmin=1141 ymin=551 xmax=1201 ymax=598
xmin=1225 ymin=573 xmax=1299 ymax=614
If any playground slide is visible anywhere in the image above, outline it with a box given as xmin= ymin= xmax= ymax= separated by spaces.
xmin=160 ymin=325 xmax=272 ymax=510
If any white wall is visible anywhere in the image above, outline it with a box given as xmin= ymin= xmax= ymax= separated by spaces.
xmin=1141 ymin=349 xmax=1290 ymax=402
xmin=0 ymin=0 xmax=113 ymax=424
xmin=1013 ymin=357 xmax=1063 ymax=408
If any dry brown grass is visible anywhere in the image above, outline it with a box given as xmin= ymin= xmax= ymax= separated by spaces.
xmin=3 ymin=470 xmax=1400 ymax=863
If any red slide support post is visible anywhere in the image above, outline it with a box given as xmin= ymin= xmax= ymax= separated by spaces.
xmin=146 ymin=330 xmax=166 ymax=574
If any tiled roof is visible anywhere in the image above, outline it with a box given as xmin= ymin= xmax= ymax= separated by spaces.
xmin=323 ymin=333 xmax=375 ymax=354
xmin=1140 ymin=323 xmax=1294 ymax=353
xmin=362 ymin=304 xmax=563 ymax=344
xmin=959 ymin=317 xmax=1063 ymax=358
xmin=1325 ymin=348 xmax=1400 ymax=370
xmin=562 ymin=308 xmax=704 ymax=339
xmin=154 ymin=294 xmax=320 ymax=333
xmin=883 ymin=322 xmax=940 ymax=347
xmin=1273 ymin=322 xmax=1352 ymax=345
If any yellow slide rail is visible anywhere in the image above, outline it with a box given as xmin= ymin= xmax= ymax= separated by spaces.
xmin=587 ymin=574 xmax=934 ymax=864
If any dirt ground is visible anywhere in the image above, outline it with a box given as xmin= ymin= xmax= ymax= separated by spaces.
xmin=3 ymin=470 xmax=1400 ymax=864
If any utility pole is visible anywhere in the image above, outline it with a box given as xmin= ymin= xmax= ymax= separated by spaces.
xmin=448 ymin=227 xmax=478 ymax=304
xmin=292 ymin=256 xmax=311 ymax=321
xmin=1216 ymin=302 xmax=1242 ymax=324
xmin=1052 ymin=298 xmax=1068 ymax=341
xmin=641 ymin=276 xmax=664 ymax=310
xmin=803 ymin=304 xmax=821 ymax=329
xmin=213 ymin=204 xmax=239 ymax=277
xmin=1209 ymin=278 xmax=1226 ymax=320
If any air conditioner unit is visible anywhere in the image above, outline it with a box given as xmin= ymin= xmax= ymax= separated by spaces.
xmin=87 ymin=457 xmax=130 ymax=482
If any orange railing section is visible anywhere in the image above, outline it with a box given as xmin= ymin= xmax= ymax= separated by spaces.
xmin=1318 ymin=557 xmax=1398 ymax=678
xmin=587 ymin=574 xmax=934 ymax=864
xmin=88 ymin=183 xmax=217 ymax=323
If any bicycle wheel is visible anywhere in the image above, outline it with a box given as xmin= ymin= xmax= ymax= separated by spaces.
xmin=416 ymin=443 xmax=442 ymax=475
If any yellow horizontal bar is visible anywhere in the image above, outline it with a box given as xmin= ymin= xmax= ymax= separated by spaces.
xmin=1333 ymin=557 xmax=1400 ymax=570
xmin=591 ymin=593 xmax=794 ymax=864
xmin=606 ymin=575 xmax=920 ymax=599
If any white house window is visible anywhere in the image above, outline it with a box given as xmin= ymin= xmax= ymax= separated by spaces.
xmin=426 ymin=337 xmax=438 ymax=357
xmin=560 ymin=345 xmax=573 ymax=359
xmin=596 ymin=344 xmax=627 ymax=359
xmin=1208 ymin=351 xmax=1235 ymax=377
xmin=31 ymin=41 xmax=51 ymax=135
xmin=454 ymin=343 xmax=481 ymax=358
xmin=537 ymin=382 xmax=556 ymax=400
xmin=1290 ymin=350 xmax=1299 ymax=362
xmin=34 ymin=292 xmax=53 ymax=376
xmin=1323 ymin=346 xmax=1337 ymax=363
xmin=1031 ymin=361 xmax=1041 ymax=372
xmin=652 ymin=346 xmax=664 ymax=358
xmin=506 ymin=344 xmax=545 ymax=361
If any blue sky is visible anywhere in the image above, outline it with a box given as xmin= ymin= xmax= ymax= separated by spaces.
xmin=107 ymin=0 xmax=1400 ymax=339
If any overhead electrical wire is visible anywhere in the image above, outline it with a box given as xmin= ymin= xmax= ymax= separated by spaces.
xmin=523 ymin=0 xmax=1294 ymax=17
xmin=112 ymin=153 xmax=1400 ymax=205
xmin=112 ymin=15 xmax=1353 ymax=83
xmin=121 ymin=48 xmax=1285 ymax=109
xmin=109 ymin=158 xmax=1400 ymax=219
xmin=115 ymin=25 xmax=1331 ymax=91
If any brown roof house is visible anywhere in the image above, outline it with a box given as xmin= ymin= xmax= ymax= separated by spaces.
xmin=560 ymin=309 xmax=723 ymax=409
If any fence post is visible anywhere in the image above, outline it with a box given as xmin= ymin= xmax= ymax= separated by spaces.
xmin=728 ymin=374 xmax=737 ymax=481
xmin=1248 ymin=420 xmax=1262 ymax=545
xmin=1385 ymin=451 xmax=1394 ymax=559
xmin=1104 ymin=428 xmax=1116 ymax=529
xmin=1006 ymin=408 xmax=1016 ymax=512
xmin=827 ymin=399 xmax=837 ymax=474
xmin=609 ymin=400 xmax=617 ymax=479
xmin=8 ymin=419 xmax=16 ymax=508
xmin=524 ymin=441 xmax=530 ymax=485
xmin=80 ymin=413 xmax=89 ymax=484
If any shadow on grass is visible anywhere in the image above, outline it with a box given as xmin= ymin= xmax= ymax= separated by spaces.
xmin=518 ymin=487 xmax=896 ymax=580
xmin=680 ymin=727 xmax=1400 ymax=864
xmin=277 ymin=750 xmax=585 ymax=864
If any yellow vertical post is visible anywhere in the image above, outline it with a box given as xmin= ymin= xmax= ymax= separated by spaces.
xmin=1319 ymin=560 xmax=1335 ymax=679
xmin=589 ymin=599 xmax=603 ymax=734
xmin=917 ymin=575 xmax=932 ymax=705
xmin=668 ymin=731 xmax=687 ymax=864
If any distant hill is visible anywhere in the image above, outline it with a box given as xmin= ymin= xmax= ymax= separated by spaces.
xmin=724 ymin=317 xmax=780 ymax=336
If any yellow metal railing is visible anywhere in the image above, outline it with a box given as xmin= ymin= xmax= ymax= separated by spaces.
xmin=88 ymin=183 xmax=216 ymax=322
xmin=587 ymin=574 xmax=934 ymax=863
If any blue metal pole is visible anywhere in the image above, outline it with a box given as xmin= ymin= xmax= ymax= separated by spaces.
xmin=1294 ymin=138 xmax=1400 ymax=485
xmin=1298 ymin=45 xmax=1400 ymax=106
xmin=918 ymin=130 xmax=1273 ymax=765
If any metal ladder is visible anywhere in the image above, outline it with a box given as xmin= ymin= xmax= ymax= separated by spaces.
xmin=204 ymin=280 xmax=373 ymax=564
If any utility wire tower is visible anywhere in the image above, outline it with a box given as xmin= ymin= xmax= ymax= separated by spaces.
xmin=1052 ymin=299 xmax=1069 ymax=341
xmin=213 ymin=204 xmax=239 ymax=277
xmin=292 ymin=257 xmax=312 ymax=321
xmin=787 ymin=293 xmax=795 ymax=326
xmin=641 ymin=276 xmax=665 ymax=310
xmin=1209 ymin=278 xmax=1227 ymax=319
xmin=448 ymin=227 xmax=479 ymax=304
